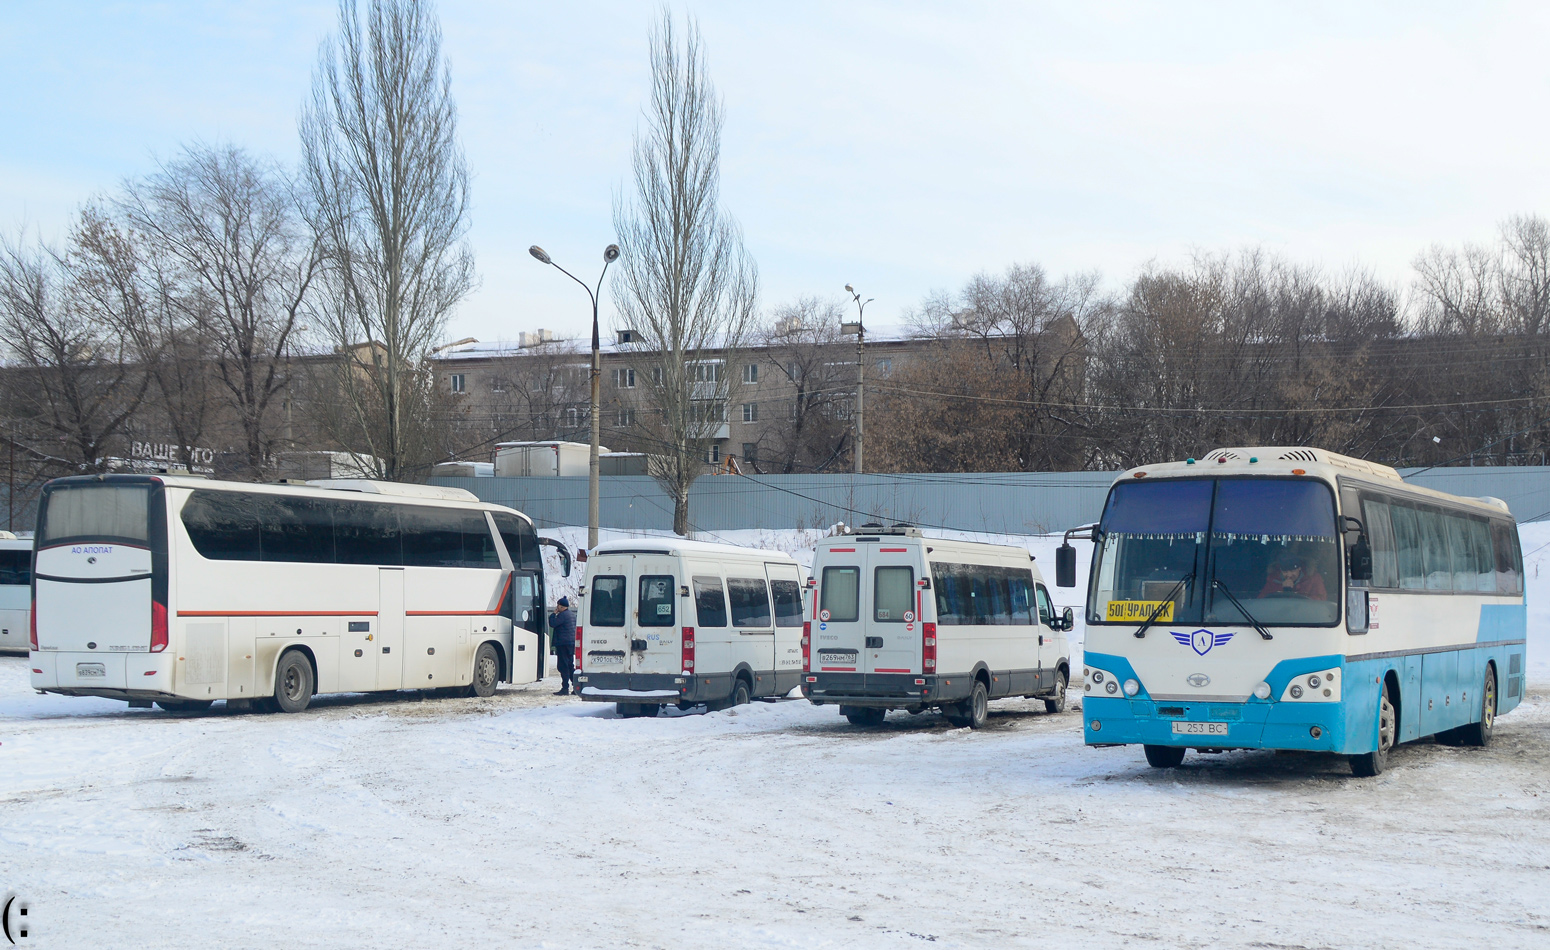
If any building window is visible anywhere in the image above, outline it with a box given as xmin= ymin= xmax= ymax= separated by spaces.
xmin=876 ymin=358 xmax=892 ymax=377
xmin=692 ymin=401 xmax=725 ymax=424
xmin=743 ymin=363 xmax=758 ymax=384
xmin=652 ymin=365 xmax=663 ymax=385
xmin=614 ymin=368 xmax=635 ymax=388
xmin=742 ymin=442 xmax=758 ymax=467
xmin=566 ymin=407 xmax=579 ymax=428
xmin=706 ymin=443 xmax=722 ymax=464
xmin=615 ymin=408 xmax=636 ymax=427
xmin=449 ymin=373 xmax=466 ymax=393
xmin=789 ymin=400 xmax=799 ymax=420
xmin=689 ymin=360 xmax=724 ymax=383
xmin=742 ymin=402 xmax=758 ymax=423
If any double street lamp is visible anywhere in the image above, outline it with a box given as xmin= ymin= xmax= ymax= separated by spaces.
xmin=529 ymin=243 xmax=621 ymax=551
xmin=842 ymin=284 xmax=872 ymax=474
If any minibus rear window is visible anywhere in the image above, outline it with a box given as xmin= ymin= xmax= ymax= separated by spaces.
xmin=874 ymin=566 xmax=913 ymax=622
xmin=820 ymin=566 xmax=859 ymax=623
xmin=590 ymin=576 xmax=627 ymax=626
xmin=638 ymin=575 xmax=676 ymax=626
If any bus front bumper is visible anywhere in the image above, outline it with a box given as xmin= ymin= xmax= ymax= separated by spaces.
xmin=1083 ymin=696 xmax=1354 ymax=753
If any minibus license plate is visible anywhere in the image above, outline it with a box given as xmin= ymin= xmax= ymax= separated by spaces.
xmin=1171 ymin=721 xmax=1228 ymax=736
xmin=76 ymin=662 xmax=106 ymax=678
xmin=817 ymin=650 xmax=857 ymax=665
xmin=588 ymin=653 xmax=624 ymax=666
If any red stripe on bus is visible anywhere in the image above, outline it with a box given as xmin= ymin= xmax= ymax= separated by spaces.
xmin=875 ymin=668 xmax=912 ymax=673
xmin=819 ymin=666 xmax=856 ymax=671
xmin=829 ymin=548 xmax=856 ymax=552
xmin=879 ymin=548 xmax=908 ymax=552
xmin=177 ymin=610 xmax=379 ymax=617
xmin=405 ymin=610 xmax=503 ymax=616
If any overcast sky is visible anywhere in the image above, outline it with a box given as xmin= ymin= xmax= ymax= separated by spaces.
xmin=4 ymin=2 xmax=1549 ymax=343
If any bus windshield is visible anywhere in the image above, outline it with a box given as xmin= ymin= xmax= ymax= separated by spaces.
xmin=1090 ymin=477 xmax=1340 ymax=627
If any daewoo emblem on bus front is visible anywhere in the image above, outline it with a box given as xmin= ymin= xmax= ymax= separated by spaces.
xmin=1172 ymin=629 xmax=1234 ymax=656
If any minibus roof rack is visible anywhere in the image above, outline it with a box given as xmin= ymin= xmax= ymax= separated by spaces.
xmin=841 ymin=523 xmax=923 ymax=538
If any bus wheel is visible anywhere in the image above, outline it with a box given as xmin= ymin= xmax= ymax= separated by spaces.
xmin=1144 ymin=745 xmax=1186 ymax=768
xmin=155 ymin=699 xmax=213 ymax=713
xmin=729 ymin=678 xmax=751 ymax=708
xmin=966 ymin=680 xmax=989 ymax=728
xmin=1458 ymin=666 xmax=1497 ymax=748
xmin=844 ymin=706 xmax=885 ymax=727
xmin=468 ymin=643 xmax=500 ymax=699
xmin=1349 ymin=684 xmax=1396 ymax=777
xmin=1045 ymin=670 xmax=1069 ymax=714
xmin=273 ymin=651 xmax=314 ymax=714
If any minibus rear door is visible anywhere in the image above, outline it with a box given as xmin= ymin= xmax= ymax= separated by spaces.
xmin=866 ymin=545 xmax=919 ymax=677
xmin=630 ymin=554 xmax=681 ymax=676
xmin=813 ymin=547 xmax=865 ymax=680
xmin=584 ymin=558 xmax=631 ymax=675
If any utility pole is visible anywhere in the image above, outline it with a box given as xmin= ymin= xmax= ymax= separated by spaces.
xmin=530 ymin=243 xmax=621 ymax=551
xmin=843 ymin=284 xmax=872 ymax=474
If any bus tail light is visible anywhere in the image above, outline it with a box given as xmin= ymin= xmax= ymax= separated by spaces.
xmin=150 ymin=600 xmax=168 ymax=653
xmin=575 ymin=625 xmax=584 ymax=669
xmin=922 ymin=622 xmax=937 ymax=673
xmin=682 ymin=626 xmax=695 ymax=673
xmin=29 ymin=593 xmax=38 ymax=651
xmin=802 ymin=621 xmax=811 ymax=672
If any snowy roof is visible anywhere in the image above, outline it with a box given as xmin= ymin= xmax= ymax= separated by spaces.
xmin=429 ymin=324 xmax=927 ymax=362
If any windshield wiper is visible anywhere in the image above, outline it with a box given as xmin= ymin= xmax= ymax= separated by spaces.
xmin=1211 ymin=579 xmax=1274 ymax=640
xmin=1134 ymin=573 xmax=1192 ymax=639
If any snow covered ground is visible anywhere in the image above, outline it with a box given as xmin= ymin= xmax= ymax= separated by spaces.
xmin=1 ymin=524 xmax=1547 ymax=948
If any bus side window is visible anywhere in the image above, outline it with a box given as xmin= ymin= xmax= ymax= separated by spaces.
xmin=1360 ymin=497 xmax=1397 ymax=589
xmin=1492 ymin=522 xmax=1524 ymax=595
xmin=693 ymin=575 xmax=728 ymax=627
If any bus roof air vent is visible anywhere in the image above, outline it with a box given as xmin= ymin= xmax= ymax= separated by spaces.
xmin=1204 ymin=447 xmax=1401 ymax=481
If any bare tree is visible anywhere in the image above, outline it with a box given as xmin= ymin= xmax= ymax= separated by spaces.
xmin=115 ymin=144 xmax=318 ymax=479
xmin=612 ymin=11 xmax=757 ymax=534
xmin=0 ymin=226 xmax=149 ymax=474
xmin=751 ymin=297 xmax=856 ymax=473
xmin=300 ymin=0 xmax=475 ymax=481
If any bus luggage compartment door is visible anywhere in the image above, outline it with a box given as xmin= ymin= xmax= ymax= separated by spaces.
xmin=377 ymin=568 xmax=405 ymax=690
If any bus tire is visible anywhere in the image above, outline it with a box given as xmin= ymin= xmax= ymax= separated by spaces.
xmin=962 ymin=680 xmax=989 ymax=729
xmin=1045 ymin=669 xmax=1069 ymax=714
xmin=1349 ymin=683 xmax=1396 ymax=777
xmin=1144 ymin=744 xmax=1186 ymax=768
xmin=1458 ymin=665 xmax=1497 ymax=748
xmin=273 ymin=650 xmax=314 ymax=714
xmin=468 ymin=642 xmax=500 ymax=698
xmin=155 ymin=699 xmax=213 ymax=713
xmin=844 ymin=706 xmax=886 ymax=727
xmin=729 ymin=678 xmax=751 ymax=708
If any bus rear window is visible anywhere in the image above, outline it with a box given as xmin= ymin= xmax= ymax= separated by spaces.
xmin=39 ymin=485 xmax=150 ymax=546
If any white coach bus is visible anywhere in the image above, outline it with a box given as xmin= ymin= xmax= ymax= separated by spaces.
xmin=0 ymin=533 xmax=31 ymax=654
xmin=29 ymin=474 xmax=568 ymax=713
xmin=802 ymin=525 xmax=1073 ymax=728
xmin=573 ymin=538 xmax=806 ymax=717
xmin=1058 ymin=447 xmax=1526 ymax=776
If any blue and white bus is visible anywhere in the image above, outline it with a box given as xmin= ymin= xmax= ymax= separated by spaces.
xmin=1056 ymin=447 xmax=1526 ymax=776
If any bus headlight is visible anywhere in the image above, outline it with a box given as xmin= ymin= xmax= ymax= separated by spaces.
xmin=1123 ymin=678 xmax=1140 ymax=697
xmin=1280 ymin=668 xmax=1342 ymax=703
xmin=1253 ymin=681 xmax=1272 ymax=700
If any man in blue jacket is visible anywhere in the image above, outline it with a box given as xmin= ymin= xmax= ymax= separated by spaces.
xmin=550 ymin=596 xmax=577 ymax=696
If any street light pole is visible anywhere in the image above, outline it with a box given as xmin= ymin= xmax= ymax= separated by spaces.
xmin=530 ymin=243 xmax=621 ymax=552
xmin=843 ymin=284 xmax=873 ymax=474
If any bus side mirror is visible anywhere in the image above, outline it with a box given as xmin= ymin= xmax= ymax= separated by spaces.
xmin=539 ymin=537 xmax=572 ymax=578
xmin=1056 ymin=543 xmax=1077 ymax=588
xmin=1061 ymin=606 xmax=1075 ymax=631
xmin=1348 ymin=537 xmax=1372 ymax=581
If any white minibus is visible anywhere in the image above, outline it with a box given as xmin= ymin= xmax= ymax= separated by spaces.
xmin=802 ymin=525 xmax=1073 ymax=728
xmin=29 ymin=474 xmax=568 ymax=713
xmin=573 ymin=538 xmax=806 ymax=717
xmin=0 ymin=533 xmax=31 ymax=654
xmin=1059 ymin=446 xmax=1525 ymax=775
